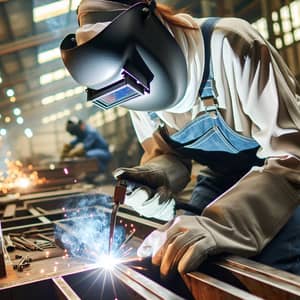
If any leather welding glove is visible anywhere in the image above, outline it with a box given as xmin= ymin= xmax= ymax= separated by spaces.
xmin=60 ymin=143 xmax=73 ymax=159
xmin=137 ymin=170 xmax=299 ymax=277
xmin=67 ymin=143 xmax=85 ymax=158
xmin=114 ymin=154 xmax=191 ymax=203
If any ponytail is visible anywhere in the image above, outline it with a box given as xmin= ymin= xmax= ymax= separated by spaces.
xmin=155 ymin=3 xmax=198 ymax=30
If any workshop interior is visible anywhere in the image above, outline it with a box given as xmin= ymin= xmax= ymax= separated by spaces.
xmin=0 ymin=0 xmax=300 ymax=299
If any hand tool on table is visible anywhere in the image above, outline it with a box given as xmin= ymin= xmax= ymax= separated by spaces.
xmin=108 ymin=180 xmax=127 ymax=255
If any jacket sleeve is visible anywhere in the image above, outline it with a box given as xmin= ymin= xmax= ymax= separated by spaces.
xmin=202 ymin=18 xmax=300 ymax=256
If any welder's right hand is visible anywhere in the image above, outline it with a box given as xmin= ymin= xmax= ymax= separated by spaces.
xmin=60 ymin=143 xmax=73 ymax=159
xmin=113 ymin=154 xmax=191 ymax=204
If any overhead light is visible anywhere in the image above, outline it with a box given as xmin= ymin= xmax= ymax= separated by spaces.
xmin=75 ymin=103 xmax=83 ymax=111
xmin=13 ymin=108 xmax=21 ymax=116
xmin=0 ymin=76 xmax=2 ymax=84
xmin=4 ymin=116 xmax=11 ymax=123
xmin=6 ymin=89 xmax=14 ymax=97
xmin=24 ymin=128 xmax=33 ymax=138
xmin=40 ymin=68 xmax=69 ymax=85
xmin=16 ymin=117 xmax=24 ymax=125
xmin=38 ymin=47 xmax=60 ymax=64
xmin=41 ymin=86 xmax=85 ymax=105
xmin=252 ymin=18 xmax=268 ymax=40
xmin=71 ymin=0 xmax=81 ymax=11
xmin=10 ymin=96 xmax=16 ymax=103
xmin=0 ymin=129 xmax=6 ymax=136
xmin=33 ymin=0 xmax=69 ymax=23
xmin=33 ymin=0 xmax=80 ymax=23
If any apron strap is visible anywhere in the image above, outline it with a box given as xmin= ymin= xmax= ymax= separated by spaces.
xmin=199 ymin=17 xmax=220 ymax=108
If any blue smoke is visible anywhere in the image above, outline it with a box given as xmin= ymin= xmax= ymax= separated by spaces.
xmin=54 ymin=193 xmax=125 ymax=260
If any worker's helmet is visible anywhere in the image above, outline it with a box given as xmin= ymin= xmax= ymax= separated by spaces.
xmin=60 ymin=0 xmax=187 ymax=111
xmin=66 ymin=116 xmax=83 ymax=136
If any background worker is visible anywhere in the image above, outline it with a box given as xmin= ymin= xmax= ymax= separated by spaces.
xmin=61 ymin=116 xmax=111 ymax=172
xmin=61 ymin=0 xmax=300 ymax=276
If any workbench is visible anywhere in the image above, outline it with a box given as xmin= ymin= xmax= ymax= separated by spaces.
xmin=1 ymin=186 xmax=300 ymax=300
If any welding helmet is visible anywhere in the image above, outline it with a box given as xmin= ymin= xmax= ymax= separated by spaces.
xmin=60 ymin=1 xmax=187 ymax=111
xmin=66 ymin=116 xmax=84 ymax=137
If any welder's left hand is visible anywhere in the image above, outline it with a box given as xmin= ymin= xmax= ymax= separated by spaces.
xmin=137 ymin=215 xmax=217 ymax=277
xmin=60 ymin=143 xmax=73 ymax=159
xmin=137 ymin=171 xmax=299 ymax=277
xmin=67 ymin=143 xmax=85 ymax=158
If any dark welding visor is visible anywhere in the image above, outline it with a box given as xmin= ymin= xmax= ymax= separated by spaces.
xmin=60 ymin=2 xmax=187 ymax=111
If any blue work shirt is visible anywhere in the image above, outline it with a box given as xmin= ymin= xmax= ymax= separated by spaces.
xmin=70 ymin=125 xmax=111 ymax=170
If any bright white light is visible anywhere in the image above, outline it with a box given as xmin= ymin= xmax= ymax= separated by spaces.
xmin=13 ymin=108 xmax=21 ymax=116
xmin=71 ymin=0 xmax=81 ymax=11
xmin=0 ymin=76 xmax=2 ymax=84
xmin=16 ymin=117 xmax=24 ymax=124
xmin=49 ymin=164 xmax=56 ymax=170
xmin=38 ymin=47 xmax=60 ymax=64
xmin=15 ymin=177 xmax=31 ymax=188
xmin=96 ymin=254 xmax=119 ymax=270
xmin=40 ymin=68 xmax=69 ymax=85
xmin=24 ymin=128 xmax=33 ymax=138
xmin=6 ymin=89 xmax=14 ymax=97
xmin=0 ymin=129 xmax=6 ymax=136
xmin=75 ymin=103 xmax=83 ymax=111
xmin=33 ymin=0 xmax=69 ymax=23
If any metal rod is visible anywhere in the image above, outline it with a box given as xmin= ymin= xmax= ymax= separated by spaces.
xmin=20 ymin=237 xmax=44 ymax=251
xmin=11 ymin=237 xmax=35 ymax=251
xmin=0 ymin=222 xmax=7 ymax=278
xmin=119 ymin=230 xmax=136 ymax=250
xmin=3 ymin=235 xmax=15 ymax=252
xmin=52 ymin=277 xmax=81 ymax=300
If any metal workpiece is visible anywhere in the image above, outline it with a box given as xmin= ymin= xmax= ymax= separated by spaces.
xmin=0 ymin=223 xmax=7 ymax=278
xmin=113 ymin=264 xmax=185 ymax=300
xmin=13 ymin=255 xmax=32 ymax=272
xmin=2 ymin=188 xmax=300 ymax=299
xmin=0 ymin=255 xmax=184 ymax=300
xmin=3 ymin=235 xmax=15 ymax=252
xmin=52 ymin=277 xmax=81 ymax=300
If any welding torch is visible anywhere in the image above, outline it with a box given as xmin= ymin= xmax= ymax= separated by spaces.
xmin=108 ymin=180 xmax=127 ymax=255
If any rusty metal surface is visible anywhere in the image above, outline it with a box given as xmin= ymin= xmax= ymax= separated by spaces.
xmin=0 ymin=243 xmax=184 ymax=300
xmin=184 ymin=272 xmax=262 ymax=300
xmin=1 ymin=187 xmax=300 ymax=299
xmin=0 ymin=223 xmax=6 ymax=278
xmin=52 ymin=277 xmax=81 ymax=300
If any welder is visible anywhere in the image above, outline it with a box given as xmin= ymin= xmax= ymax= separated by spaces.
xmin=61 ymin=116 xmax=112 ymax=172
xmin=60 ymin=0 xmax=300 ymax=276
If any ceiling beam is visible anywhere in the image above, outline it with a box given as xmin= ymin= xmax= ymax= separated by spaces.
xmin=0 ymin=60 xmax=64 ymax=89
xmin=0 ymin=25 xmax=76 ymax=56
xmin=0 ymin=77 xmax=80 ymax=110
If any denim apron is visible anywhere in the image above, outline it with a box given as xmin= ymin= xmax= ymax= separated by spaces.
xmin=160 ymin=18 xmax=300 ymax=274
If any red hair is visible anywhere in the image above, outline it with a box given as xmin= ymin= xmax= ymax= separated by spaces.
xmin=155 ymin=3 xmax=198 ymax=30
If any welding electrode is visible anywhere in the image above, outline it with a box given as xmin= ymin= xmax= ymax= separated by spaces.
xmin=108 ymin=180 xmax=127 ymax=254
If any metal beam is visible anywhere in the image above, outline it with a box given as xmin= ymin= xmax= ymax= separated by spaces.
xmin=0 ymin=26 xmax=76 ymax=56
xmin=0 ymin=77 xmax=79 ymax=109
xmin=0 ymin=60 xmax=64 ymax=89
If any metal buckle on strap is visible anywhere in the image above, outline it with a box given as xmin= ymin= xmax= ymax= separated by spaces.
xmin=203 ymin=97 xmax=218 ymax=118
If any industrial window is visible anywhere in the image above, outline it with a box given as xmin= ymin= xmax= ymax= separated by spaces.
xmin=252 ymin=18 xmax=269 ymax=40
xmin=39 ymin=68 xmax=70 ymax=85
xmin=272 ymin=0 xmax=300 ymax=49
xmin=33 ymin=0 xmax=81 ymax=23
